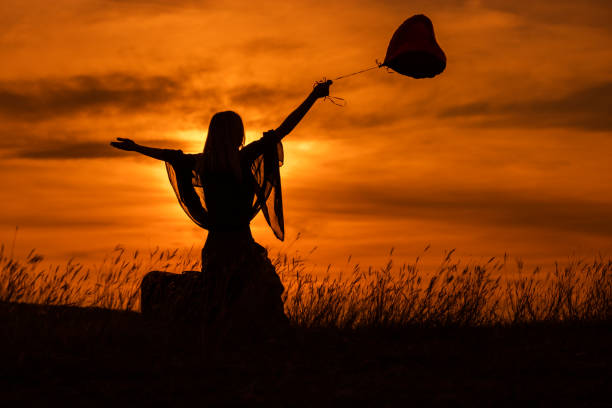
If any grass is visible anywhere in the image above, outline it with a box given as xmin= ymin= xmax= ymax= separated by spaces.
xmin=1 ymin=243 xmax=610 ymax=328
xmin=1 ymin=244 xmax=610 ymax=405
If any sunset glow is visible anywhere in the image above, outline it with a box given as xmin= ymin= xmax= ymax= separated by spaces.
xmin=1 ymin=0 xmax=611 ymax=271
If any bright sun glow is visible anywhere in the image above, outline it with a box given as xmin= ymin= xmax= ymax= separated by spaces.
xmin=0 ymin=1 xmax=610 ymax=268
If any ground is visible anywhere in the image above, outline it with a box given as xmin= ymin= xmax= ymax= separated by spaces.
xmin=0 ymin=302 xmax=610 ymax=406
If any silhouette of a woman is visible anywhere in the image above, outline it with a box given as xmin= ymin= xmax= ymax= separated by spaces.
xmin=111 ymin=80 xmax=332 ymax=335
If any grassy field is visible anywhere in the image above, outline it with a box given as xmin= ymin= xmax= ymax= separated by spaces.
xmin=1 ymin=245 xmax=610 ymax=405
xmin=2 ymin=245 xmax=610 ymax=327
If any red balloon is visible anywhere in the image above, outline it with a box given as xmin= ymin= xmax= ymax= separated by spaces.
xmin=383 ymin=14 xmax=446 ymax=79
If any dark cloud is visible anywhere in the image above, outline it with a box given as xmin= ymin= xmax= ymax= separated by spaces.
xmin=289 ymin=184 xmax=612 ymax=238
xmin=229 ymin=84 xmax=303 ymax=107
xmin=369 ymin=0 xmax=612 ymax=29
xmin=0 ymin=74 xmax=318 ymax=160
xmin=0 ymin=72 xmax=316 ymax=125
xmin=483 ymin=0 xmax=612 ymax=29
xmin=239 ymin=37 xmax=304 ymax=54
xmin=0 ymin=73 xmax=185 ymax=121
xmin=102 ymin=0 xmax=203 ymax=5
xmin=326 ymin=110 xmax=403 ymax=131
xmin=86 ymin=0 xmax=217 ymax=17
xmin=14 ymin=141 xmax=125 ymax=160
xmin=0 ymin=135 xmax=188 ymax=160
xmin=439 ymin=82 xmax=612 ymax=131
xmin=0 ymin=213 xmax=122 ymax=229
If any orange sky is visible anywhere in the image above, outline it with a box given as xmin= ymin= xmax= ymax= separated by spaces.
xmin=1 ymin=0 xmax=611 ymax=271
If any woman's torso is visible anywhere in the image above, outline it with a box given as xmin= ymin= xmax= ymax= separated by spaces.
xmin=201 ymin=151 xmax=256 ymax=235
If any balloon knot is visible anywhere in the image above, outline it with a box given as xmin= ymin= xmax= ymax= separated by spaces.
xmin=314 ymin=78 xmax=346 ymax=107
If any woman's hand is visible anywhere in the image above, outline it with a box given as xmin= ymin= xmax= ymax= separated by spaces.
xmin=110 ymin=137 xmax=137 ymax=151
xmin=263 ymin=129 xmax=276 ymax=138
xmin=312 ymin=80 xmax=332 ymax=99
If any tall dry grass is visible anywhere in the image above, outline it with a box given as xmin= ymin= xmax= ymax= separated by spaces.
xmin=0 ymin=244 xmax=199 ymax=311
xmin=1 ymin=244 xmax=610 ymax=328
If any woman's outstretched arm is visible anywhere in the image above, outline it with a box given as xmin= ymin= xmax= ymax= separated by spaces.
xmin=272 ymin=80 xmax=332 ymax=140
xmin=110 ymin=138 xmax=173 ymax=161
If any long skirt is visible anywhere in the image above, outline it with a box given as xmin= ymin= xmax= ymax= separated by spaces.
xmin=140 ymin=229 xmax=288 ymax=339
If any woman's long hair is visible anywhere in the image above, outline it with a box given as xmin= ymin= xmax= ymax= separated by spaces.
xmin=201 ymin=111 xmax=245 ymax=181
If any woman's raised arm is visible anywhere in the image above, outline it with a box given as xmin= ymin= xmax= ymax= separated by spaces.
xmin=110 ymin=138 xmax=174 ymax=161
xmin=272 ymin=80 xmax=332 ymax=141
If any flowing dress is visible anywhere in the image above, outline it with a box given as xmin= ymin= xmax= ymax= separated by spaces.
xmin=145 ymin=132 xmax=288 ymax=336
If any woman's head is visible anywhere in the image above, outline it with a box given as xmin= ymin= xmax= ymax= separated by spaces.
xmin=205 ymin=111 xmax=245 ymax=151
xmin=202 ymin=111 xmax=245 ymax=178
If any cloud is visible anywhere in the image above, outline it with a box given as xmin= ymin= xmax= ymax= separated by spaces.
xmin=84 ymin=0 xmax=217 ymax=18
xmin=0 ymin=73 xmax=189 ymax=121
xmin=0 ymin=72 xmax=314 ymax=127
xmin=239 ymin=37 xmax=304 ymax=55
xmin=288 ymin=183 xmax=612 ymax=238
xmin=482 ymin=0 xmax=612 ymax=29
xmin=229 ymin=84 xmax=303 ymax=107
xmin=2 ymin=137 xmax=189 ymax=160
xmin=0 ymin=73 xmax=322 ymax=160
xmin=0 ymin=213 xmax=122 ymax=229
xmin=325 ymin=110 xmax=404 ymax=131
xmin=439 ymin=81 xmax=612 ymax=131
xmin=13 ymin=141 xmax=125 ymax=160
xmin=368 ymin=0 xmax=611 ymax=29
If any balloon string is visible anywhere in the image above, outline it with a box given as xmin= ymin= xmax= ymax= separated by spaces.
xmin=315 ymin=60 xmax=384 ymax=107
xmin=334 ymin=60 xmax=384 ymax=81
xmin=325 ymin=96 xmax=346 ymax=106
